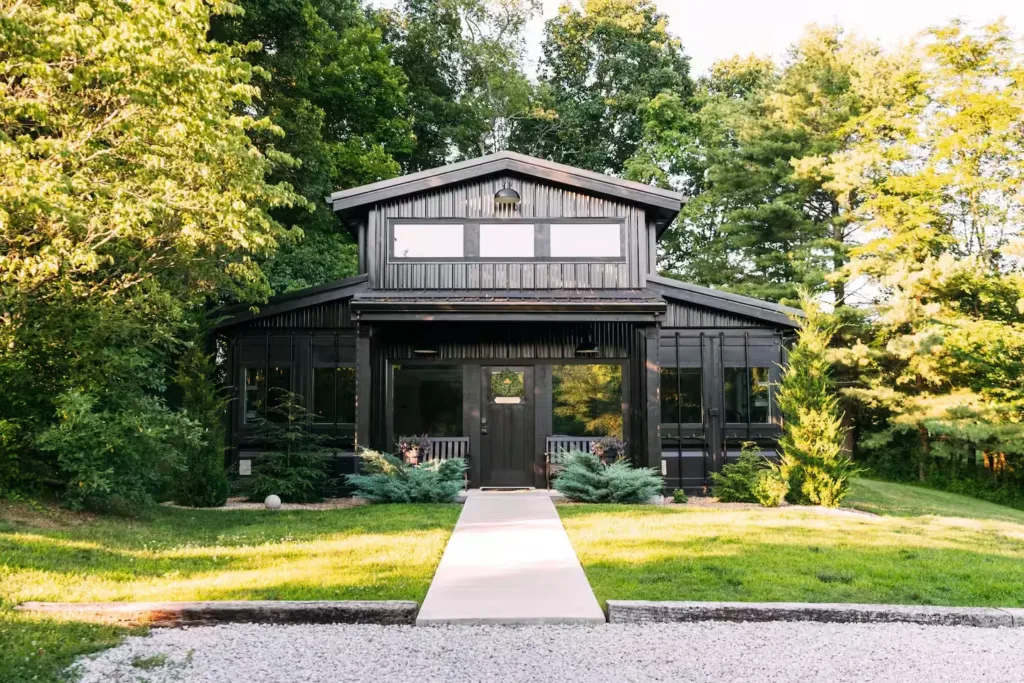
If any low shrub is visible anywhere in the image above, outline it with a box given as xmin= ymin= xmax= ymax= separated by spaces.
xmin=36 ymin=390 xmax=200 ymax=511
xmin=553 ymin=451 xmax=663 ymax=504
xmin=752 ymin=469 xmax=789 ymax=507
xmin=246 ymin=394 xmax=333 ymax=503
xmin=710 ymin=444 xmax=767 ymax=503
xmin=346 ymin=451 xmax=466 ymax=503
xmin=672 ymin=488 xmax=688 ymax=504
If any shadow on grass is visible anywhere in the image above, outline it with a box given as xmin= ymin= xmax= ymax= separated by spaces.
xmin=0 ymin=602 xmax=142 ymax=683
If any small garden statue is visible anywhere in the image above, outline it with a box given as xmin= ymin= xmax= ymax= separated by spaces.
xmin=396 ymin=435 xmax=432 ymax=465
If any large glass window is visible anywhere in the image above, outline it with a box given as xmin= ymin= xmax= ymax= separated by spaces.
xmin=551 ymin=364 xmax=623 ymax=438
xmin=243 ymin=365 xmax=291 ymax=423
xmin=660 ymin=368 xmax=702 ymax=424
xmin=480 ymin=223 xmax=534 ymax=257
xmin=393 ymin=365 xmax=463 ymax=436
xmin=313 ymin=366 xmax=356 ymax=424
xmin=724 ymin=367 xmax=771 ymax=423
xmin=393 ymin=223 xmax=464 ymax=258
xmin=549 ymin=223 xmax=621 ymax=258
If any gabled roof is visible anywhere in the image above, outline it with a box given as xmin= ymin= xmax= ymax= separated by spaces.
xmin=213 ymin=274 xmax=369 ymax=329
xmin=327 ymin=151 xmax=684 ymax=233
xmin=647 ymin=275 xmax=802 ymax=329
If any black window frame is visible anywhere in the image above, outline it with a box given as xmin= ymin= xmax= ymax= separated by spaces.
xmin=550 ymin=361 xmax=627 ymax=440
xmin=311 ymin=363 xmax=357 ymax=427
xmin=390 ymin=362 xmax=466 ymax=438
xmin=723 ymin=366 xmax=773 ymax=426
xmin=241 ymin=363 xmax=293 ymax=425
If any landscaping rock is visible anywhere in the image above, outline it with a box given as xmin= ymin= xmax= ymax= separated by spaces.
xmin=606 ymin=600 xmax=1020 ymax=628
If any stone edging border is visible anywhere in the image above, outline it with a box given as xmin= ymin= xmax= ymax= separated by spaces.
xmin=606 ymin=600 xmax=1024 ymax=628
xmin=15 ymin=600 xmax=419 ymax=627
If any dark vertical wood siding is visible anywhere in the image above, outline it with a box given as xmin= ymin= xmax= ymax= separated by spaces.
xmin=662 ymin=300 xmax=763 ymax=328
xmin=369 ymin=175 xmax=649 ymax=290
xmin=245 ymin=301 xmax=353 ymax=329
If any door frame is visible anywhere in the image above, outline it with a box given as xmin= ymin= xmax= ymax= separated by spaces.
xmin=479 ymin=365 xmax=537 ymax=488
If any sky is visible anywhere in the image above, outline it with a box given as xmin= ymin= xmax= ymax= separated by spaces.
xmin=375 ymin=0 xmax=1024 ymax=76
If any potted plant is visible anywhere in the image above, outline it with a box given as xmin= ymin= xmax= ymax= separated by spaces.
xmin=590 ymin=436 xmax=626 ymax=465
xmin=396 ymin=435 xmax=431 ymax=465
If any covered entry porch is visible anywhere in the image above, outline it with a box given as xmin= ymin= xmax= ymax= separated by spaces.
xmin=353 ymin=316 xmax=663 ymax=489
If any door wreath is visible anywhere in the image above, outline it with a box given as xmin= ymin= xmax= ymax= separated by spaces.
xmin=491 ymin=369 xmax=524 ymax=398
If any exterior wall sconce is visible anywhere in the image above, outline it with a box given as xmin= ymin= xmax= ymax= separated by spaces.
xmin=494 ymin=185 xmax=521 ymax=208
xmin=575 ymin=337 xmax=599 ymax=356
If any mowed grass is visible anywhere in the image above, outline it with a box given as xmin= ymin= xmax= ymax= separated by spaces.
xmin=0 ymin=501 xmax=460 ymax=683
xmin=559 ymin=479 xmax=1024 ymax=608
xmin=845 ymin=478 xmax=1024 ymax=523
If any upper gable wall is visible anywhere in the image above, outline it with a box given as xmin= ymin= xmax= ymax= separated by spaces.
xmin=366 ymin=174 xmax=654 ymax=290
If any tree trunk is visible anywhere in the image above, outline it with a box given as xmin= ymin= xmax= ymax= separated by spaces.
xmin=918 ymin=425 xmax=930 ymax=482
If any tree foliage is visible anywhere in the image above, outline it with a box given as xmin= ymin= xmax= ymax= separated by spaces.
xmin=776 ymin=299 xmax=857 ymax=507
xmin=212 ymin=0 xmax=414 ymax=292
xmin=835 ymin=20 xmax=1024 ymax=486
xmin=388 ymin=0 xmax=539 ymax=167
xmin=0 ymin=0 xmax=298 ymax=501
xmin=635 ymin=27 xmax=914 ymax=305
xmin=515 ymin=0 xmax=692 ymax=174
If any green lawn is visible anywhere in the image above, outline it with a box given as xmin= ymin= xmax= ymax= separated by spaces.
xmin=845 ymin=478 xmax=1024 ymax=523
xmin=560 ymin=478 xmax=1024 ymax=608
xmin=0 ymin=501 xmax=460 ymax=683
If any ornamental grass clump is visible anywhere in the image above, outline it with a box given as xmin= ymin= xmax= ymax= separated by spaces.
xmin=347 ymin=451 xmax=466 ymax=503
xmin=553 ymin=451 xmax=662 ymax=504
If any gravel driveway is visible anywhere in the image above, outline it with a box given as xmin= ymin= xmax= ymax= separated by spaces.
xmin=73 ymin=621 xmax=1024 ymax=683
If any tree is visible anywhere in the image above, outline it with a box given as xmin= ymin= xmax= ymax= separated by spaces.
xmin=514 ymin=0 xmax=692 ymax=175
xmin=637 ymin=27 xmax=915 ymax=305
xmin=212 ymin=0 xmax=414 ymax=292
xmin=776 ymin=298 xmax=858 ymax=507
xmin=388 ymin=0 xmax=539 ymax=168
xmin=0 ymin=0 xmax=298 ymax=500
xmin=839 ymin=20 xmax=1024 ymax=485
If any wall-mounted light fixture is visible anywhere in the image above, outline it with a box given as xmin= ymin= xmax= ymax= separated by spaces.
xmin=412 ymin=345 xmax=439 ymax=357
xmin=574 ymin=336 xmax=599 ymax=356
xmin=494 ymin=184 xmax=521 ymax=208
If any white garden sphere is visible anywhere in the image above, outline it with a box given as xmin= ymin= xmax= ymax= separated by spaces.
xmin=264 ymin=494 xmax=282 ymax=510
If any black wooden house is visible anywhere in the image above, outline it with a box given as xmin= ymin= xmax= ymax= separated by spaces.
xmin=215 ymin=152 xmax=799 ymax=492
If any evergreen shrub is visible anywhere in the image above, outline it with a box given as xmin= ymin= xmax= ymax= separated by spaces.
xmin=246 ymin=393 xmax=333 ymax=503
xmin=553 ymin=451 xmax=662 ymax=504
xmin=346 ymin=451 xmax=466 ymax=503
xmin=710 ymin=443 xmax=767 ymax=503
xmin=752 ymin=469 xmax=789 ymax=507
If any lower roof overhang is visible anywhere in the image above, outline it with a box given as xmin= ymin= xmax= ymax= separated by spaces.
xmin=350 ymin=291 xmax=666 ymax=323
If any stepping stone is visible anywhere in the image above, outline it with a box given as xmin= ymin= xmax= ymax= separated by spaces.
xmin=417 ymin=490 xmax=605 ymax=625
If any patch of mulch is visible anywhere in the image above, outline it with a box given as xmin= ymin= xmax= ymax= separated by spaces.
xmin=161 ymin=497 xmax=368 ymax=511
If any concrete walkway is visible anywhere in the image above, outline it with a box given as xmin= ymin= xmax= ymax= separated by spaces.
xmin=416 ymin=490 xmax=605 ymax=625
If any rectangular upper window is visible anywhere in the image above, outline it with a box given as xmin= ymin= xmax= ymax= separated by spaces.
xmin=549 ymin=223 xmax=621 ymax=258
xmin=393 ymin=223 xmax=464 ymax=258
xmin=480 ymin=223 xmax=534 ymax=257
